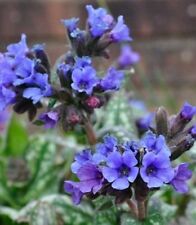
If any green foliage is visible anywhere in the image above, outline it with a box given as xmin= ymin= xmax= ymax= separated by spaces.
xmin=3 ymin=116 xmax=28 ymax=156
xmin=95 ymin=90 xmax=137 ymax=140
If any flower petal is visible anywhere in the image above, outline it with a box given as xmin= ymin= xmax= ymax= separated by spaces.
xmin=112 ymin=177 xmax=129 ymax=190
xmin=102 ymin=167 xmax=118 ymax=182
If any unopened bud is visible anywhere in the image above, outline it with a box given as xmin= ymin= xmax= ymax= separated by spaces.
xmin=84 ymin=96 xmax=102 ymax=109
xmin=155 ymin=106 xmax=168 ymax=136
xmin=170 ymin=134 xmax=195 ymax=160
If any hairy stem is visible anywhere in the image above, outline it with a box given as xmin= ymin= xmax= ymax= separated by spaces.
xmin=137 ymin=200 xmax=146 ymax=220
xmin=83 ymin=118 xmax=97 ymax=145
xmin=126 ymin=199 xmax=138 ymax=218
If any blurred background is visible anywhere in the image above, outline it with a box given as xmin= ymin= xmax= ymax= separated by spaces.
xmin=0 ymin=0 xmax=196 ymax=112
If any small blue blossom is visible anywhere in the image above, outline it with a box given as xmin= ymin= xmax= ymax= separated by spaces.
xmin=71 ymin=66 xmax=98 ymax=95
xmin=170 ymin=163 xmax=192 ymax=193
xmin=6 ymin=34 xmax=29 ymax=57
xmin=64 ymin=181 xmax=83 ymax=205
xmin=100 ymin=67 xmax=124 ymax=91
xmin=86 ymin=5 xmax=113 ymax=37
xmin=22 ymin=73 xmax=52 ymax=104
xmin=110 ymin=16 xmax=132 ymax=42
xmin=102 ymin=151 xmax=138 ymax=190
xmin=65 ymin=163 xmax=103 ymax=204
xmin=93 ymin=135 xmax=118 ymax=164
xmin=74 ymin=56 xmax=92 ymax=68
xmin=123 ymin=140 xmax=141 ymax=155
xmin=118 ymin=45 xmax=140 ymax=68
xmin=39 ymin=111 xmax=59 ymax=129
xmin=180 ymin=102 xmax=196 ymax=121
xmin=141 ymin=131 xmax=171 ymax=156
xmin=0 ymin=86 xmax=16 ymax=111
xmin=140 ymin=152 xmax=174 ymax=188
xmin=61 ymin=18 xmax=79 ymax=32
xmin=71 ymin=149 xmax=93 ymax=174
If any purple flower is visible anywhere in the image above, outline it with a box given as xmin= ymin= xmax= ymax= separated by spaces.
xmin=0 ymin=56 xmax=18 ymax=85
xmin=71 ymin=66 xmax=98 ymax=95
xmin=6 ymin=34 xmax=29 ymax=57
xmin=22 ymin=73 xmax=52 ymax=104
xmin=136 ymin=113 xmax=155 ymax=131
xmin=170 ymin=163 xmax=192 ymax=193
xmin=64 ymin=181 xmax=83 ymax=205
xmin=140 ymin=152 xmax=174 ymax=188
xmin=180 ymin=102 xmax=196 ymax=121
xmin=39 ymin=111 xmax=59 ymax=129
xmin=100 ymin=67 xmax=124 ymax=91
xmin=71 ymin=149 xmax=92 ymax=174
xmin=65 ymin=163 xmax=103 ymax=204
xmin=61 ymin=18 xmax=79 ymax=32
xmin=0 ymin=86 xmax=16 ymax=111
xmin=74 ymin=56 xmax=92 ymax=68
xmin=86 ymin=5 xmax=113 ymax=37
xmin=103 ymin=151 xmax=138 ymax=190
xmin=93 ymin=135 xmax=118 ymax=164
xmin=118 ymin=45 xmax=140 ymax=68
xmin=110 ymin=16 xmax=132 ymax=42
xmin=141 ymin=131 xmax=171 ymax=156
xmin=123 ymin=140 xmax=141 ymax=155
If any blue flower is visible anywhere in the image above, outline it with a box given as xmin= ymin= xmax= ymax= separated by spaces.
xmin=86 ymin=5 xmax=113 ymax=37
xmin=6 ymin=34 xmax=29 ymax=57
xmin=22 ymin=73 xmax=52 ymax=104
xmin=61 ymin=18 xmax=79 ymax=32
xmin=0 ymin=86 xmax=15 ymax=111
xmin=71 ymin=66 xmax=98 ymax=95
xmin=71 ymin=149 xmax=93 ymax=174
xmin=123 ymin=140 xmax=141 ymax=155
xmin=74 ymin=56 xmax=92 ymax=68
xmin=180 ymin=102 xmax=196 ymax=121
xmin=170 ymin=163 xmax=192 ymax=193
xmin=100 ymin=67 xmax=124 ymax=91
xmin=102 ymin=151 xmax=138 ymax=190
xmin=65 ymin=163 xmax=103 ymax=204
xmin=93 ymin=135 xmax=118 ymax=164
xmin=110 ymin=16 xmax=132 ymax=42
xmin=118 ymin=45 xmax=140 ymax=68
xmin=141 ymin=131 xmax=171 ymax=156
xmin=64 ymin=181 xmax=83 ymax=205
xmin=140 ymin=152 xmax=174 ymax=188
xmin=39 ymin=111 xmax=59 ymax=129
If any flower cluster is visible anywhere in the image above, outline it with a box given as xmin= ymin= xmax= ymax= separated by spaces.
xmin=0 ymin=5 xmax=137 ymax=131
xmin=0 ymin=35 xmax=52 ymax=120
xmin=62 ymin=5 xmax=131 ymax=58
xmin=65 ymin=131 xmax=193 ymax=204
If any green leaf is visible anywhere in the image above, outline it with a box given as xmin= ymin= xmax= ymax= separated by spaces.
xmin=4 ymin=116 xmax=28 ymax=156
xmin=95 ymin=90 xmax=137 ymax=140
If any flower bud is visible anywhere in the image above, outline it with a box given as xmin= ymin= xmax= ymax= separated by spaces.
xmin=84 ymin=96 xmax=103 ymax=109
xmin=170 ymin=134 xmax=195 ymax=160
xmin=155 ymin=106 xmax=168 ymax=136
xmin=62 ymin=105 xmax=82 ymax=131
xmin=170 ymin=102 xmax=196 ymax=138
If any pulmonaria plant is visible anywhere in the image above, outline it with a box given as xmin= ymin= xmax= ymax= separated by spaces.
xmin=65 ymin=102 xmax=196 ymax=220
xmin=0 ymin=5 xmax=136 ymax=136
xmin=0 ymin=4 xmax=195 ymax=222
